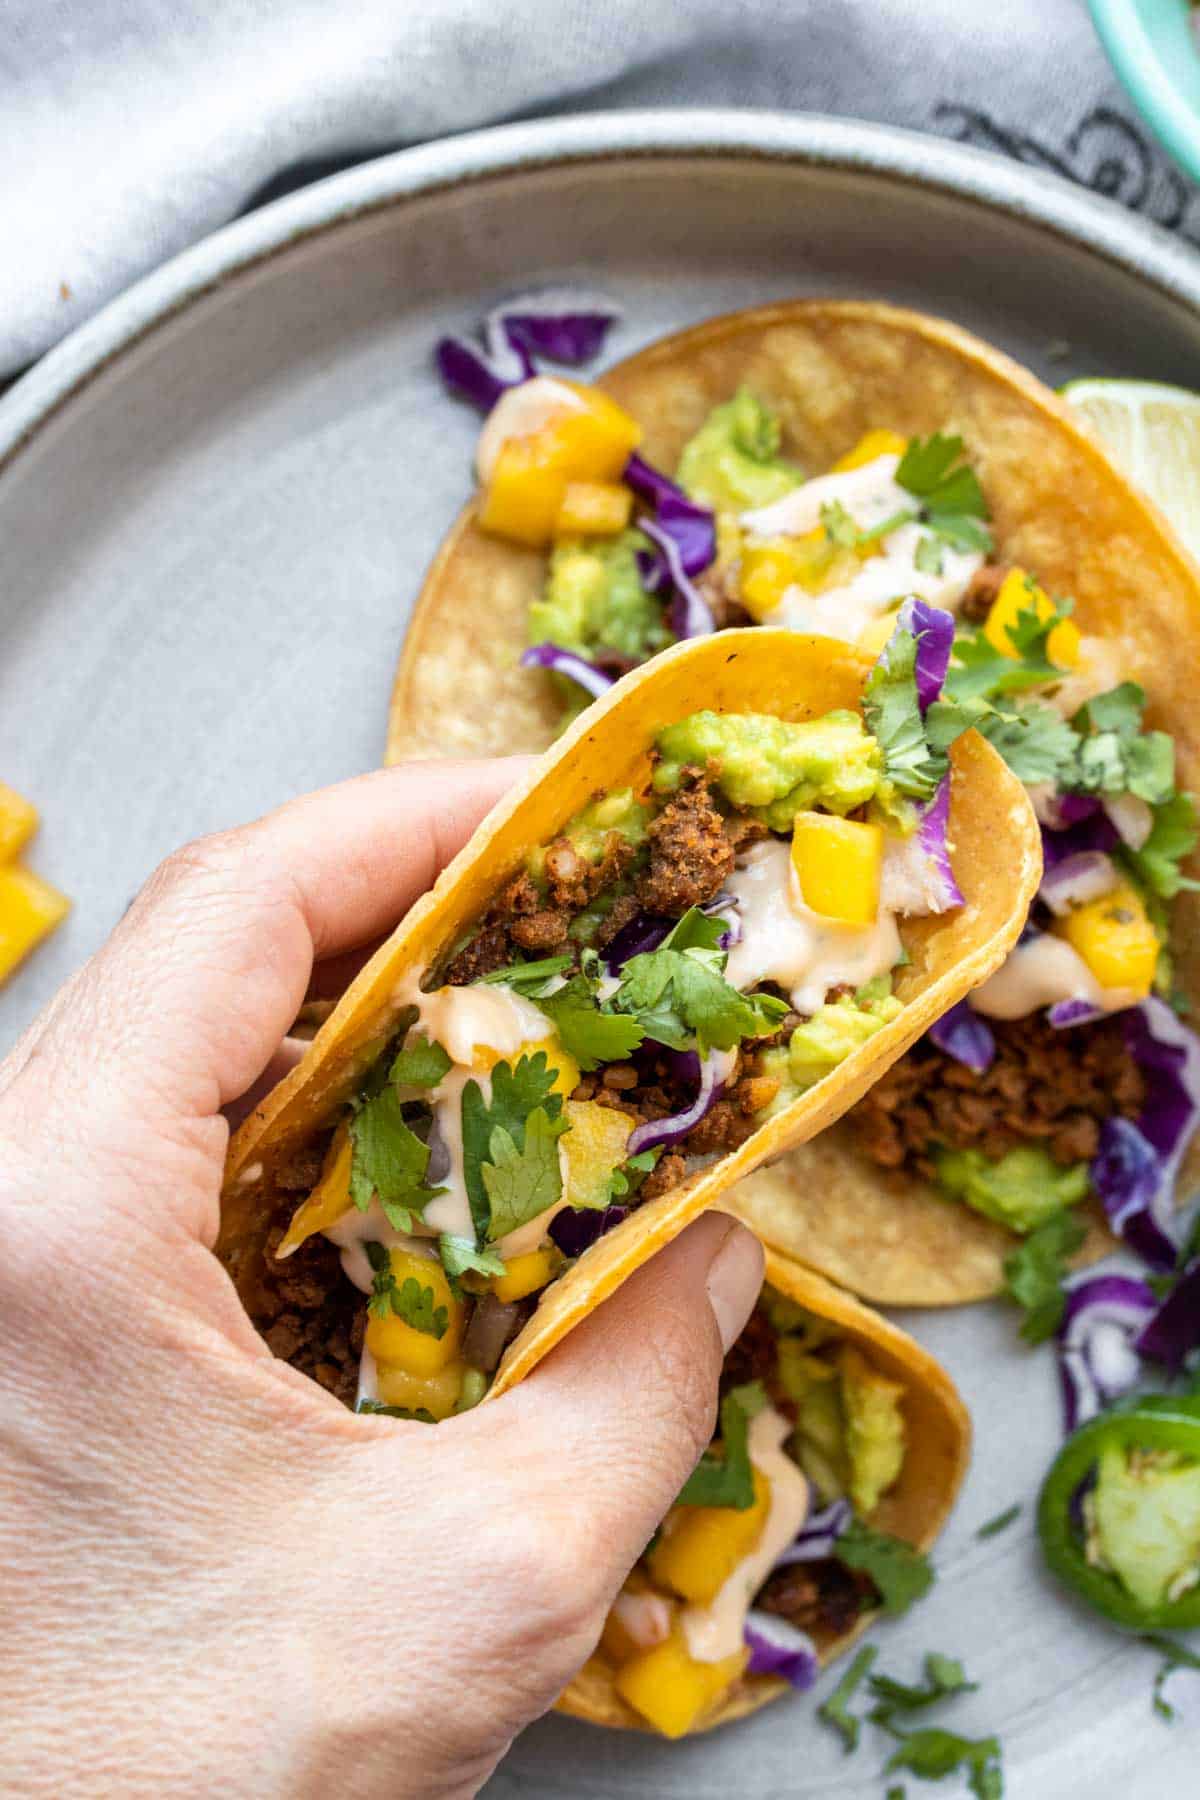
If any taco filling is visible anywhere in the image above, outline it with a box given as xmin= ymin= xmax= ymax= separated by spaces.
xmin=456 ymin=355 xmax=1198 ymax=1269
xmin=259 ymin=677 xmax=969 ymax=1420
xmin=595 ymin=1284 xmax=919 ymax=1738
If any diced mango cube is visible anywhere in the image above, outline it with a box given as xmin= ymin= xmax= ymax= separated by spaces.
xmin=366 ymin=1249 xmax=463 ymax=1374
xmin=277 ymin=1124 xmax=353 ymax=1255
xmin=490 ymin=1246 xmax=556 ymax=1304
xmin=1057 ymin=881 xmax=1159 ymax=998
xmin=739 ymin=539 xmax=801 ymax=620
xmin=856 ymin=610 xmax=901 ymax=659
xmin=554 ymin=480 xmax=633 ymax=538
xmin=648 ymin=1468 xmax=771 ymax=1604
xmin=615 ymin=1631 xmax=749 ymax=1738
xmin=0 ymin=783 xmax=39 ymax=863
xmin=562 ymin=1099 xmax=633 ymax=1212
xmin=0 ymin=864 xmax=70 ymax=985
xmin=375 ymin=1358 xmax=467 ymax=1422
xmin=983 ymin=568 xmax=1080 ymax=669
xmin=551 ymin=382 xmax=644 ymax=480
xmin=478 ymin=384 xmax=642 ymax=548
xmin=791 ymin=813 xmax=883 ymax=926
xmin=832 ymin=429 xmax=909 ymax=472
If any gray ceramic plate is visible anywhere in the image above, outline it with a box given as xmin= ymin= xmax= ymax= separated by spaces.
xmin=2 ymin=111 xmax=1198 ymax=1797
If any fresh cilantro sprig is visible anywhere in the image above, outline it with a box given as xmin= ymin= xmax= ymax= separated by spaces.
xmin=481 ymin=955 xmax=575 ymax=991
xmin=976 ymin=1503 xmax=1022 ymax=1540
xmin=616 ymin=908 xmax=788 ymax=1054
xmin=864 ymin=626 xmax=954 ymax=801
xmin=676 ymin=1381 xmax=767 ymax=1509
xmin=348 ymin=1084 xmax=446 ymax=1231
xmin=364 ymin=1242 xmax=449 ymax=1337
xmin=822 ymin=498 xmax=916 ymax=550
xmin=461 ymin=1053 xmax=570 ymax=1246
xmin=834 ymin=1520 xmax=935 ymax=1617
xmin=1121 ymin=791 xmax=1200 ymax=900
xmin=1071 ymin=682 xmax=1176 ymax=804
xmin=869 ymin=1653 xmax=977 ymax=1727
xmin=895 ymin=434 xmax=993 ymax=557
xmin=1002 ymin=1210 xmax=1087 ymax=1345
xmin=390 ymin=1035 xmax=453 ymax=1088
xmin=885 ymin=1727 xmax=1003 ymax=1799
xmin=438 ymin=1234 xmax=505 ymax=1282
xmin=818 ymin=1646 xmax=878 ymax=1753
xmin=943 ymin=590 xmax=1076 ymax=705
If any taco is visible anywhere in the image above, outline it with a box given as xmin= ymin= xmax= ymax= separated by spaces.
xmin=560 ymin=1242 xmax=968 ymax=1738
xmin=387 ymin=296 xmax=1200 ymax=1305
xmin=220 ymin=627 xmax=1035 ymax=1415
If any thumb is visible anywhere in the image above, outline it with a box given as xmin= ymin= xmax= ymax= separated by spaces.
xmin=500 ymin=1213 xmax=764 ymax=1586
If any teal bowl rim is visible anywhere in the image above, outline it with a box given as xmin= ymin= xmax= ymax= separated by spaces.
xmin=1089 ymin=0 xmax=1200 ymax=183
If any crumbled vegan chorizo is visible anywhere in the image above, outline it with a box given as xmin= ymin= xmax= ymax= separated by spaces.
xmin=960 ymin=562 xmax=1009 ymax=623
xmin=637 ymin=766 xmax=735 ymax=914
xmin=756 ymin=1559 xmax=876 ymax=1637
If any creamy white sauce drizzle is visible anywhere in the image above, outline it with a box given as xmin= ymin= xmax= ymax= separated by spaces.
xmin=970 ymin=933 xmax=1138 ymax=1020
xmin=325 ymin=1206 xmax=438 ymax=1293
xmin=681 ymin=1406 xmax=810 ymax=1664
xmin=741 ymin=454 xmax=907 ymax=538
xmin=475 ymin=376 xmax=588 ymax=484
xmin=722 ymin=839 xmax=901 ymax=1014
xmin=356 ymin=1346 xmax=379 ymax=1408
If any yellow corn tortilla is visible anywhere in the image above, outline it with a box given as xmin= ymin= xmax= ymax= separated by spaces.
xmin=385 ymin=297 xmax=1200 ymax=1303
xmin=220 ymin=628 xmax=1037 ymax=1393
xmin=557 ymin=1241 xmax=970 ymax=1735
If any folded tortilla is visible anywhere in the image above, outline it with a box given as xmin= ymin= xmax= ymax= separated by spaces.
xmin=558 ymin=1240 xmax=970 ymax=1734
xmin=220 ymin=627 xmax=1037 ymax=1394
xmin=385 ymin=298 xmax=1200 ymax=1304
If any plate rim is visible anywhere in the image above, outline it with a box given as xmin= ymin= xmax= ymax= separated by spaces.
xmin=5 ymin=106 xmax=1200 ymax=475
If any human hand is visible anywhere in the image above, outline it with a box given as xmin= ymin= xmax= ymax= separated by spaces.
xmin=0 ymin=763 xmax=763 ymax=1800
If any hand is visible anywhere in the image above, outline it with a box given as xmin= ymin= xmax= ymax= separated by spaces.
xmin=0 ymin=763 xmax=763 ymax=1800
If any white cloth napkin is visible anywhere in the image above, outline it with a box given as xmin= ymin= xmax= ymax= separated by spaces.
xmin=4 ymin=0 xmax=1199 ymax=376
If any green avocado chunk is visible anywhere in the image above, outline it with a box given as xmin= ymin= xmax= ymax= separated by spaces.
xmin=654 ymin=709 xmax=883 ymax=829
xmin=786 ymin=982 xmax=903 ymax=1093
xmin=527 ymin=530 xmax=672 ymax=664
xmin=676 ymin=387 xmax=804 ymax=512
xmin=933 ymin=1144 xmax=1090 ymax=1234
xmin=1092 ymin=1441 xmax=1200 ymax=1611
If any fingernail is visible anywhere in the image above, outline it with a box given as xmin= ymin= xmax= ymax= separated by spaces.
xmin=705 ymin=1220 xmax=765 ymax=1353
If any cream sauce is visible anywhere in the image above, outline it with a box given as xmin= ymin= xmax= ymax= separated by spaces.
xmin=771 ymin=521 xmax=980 ymax=644
xmin=971 ymin=932 xmax=1139 ymax=1020
xmin=475 ymin=375 xmax=588 ymax=484
xmin=722 ymin=839 xmax=902 ymax=1014
xmin=356 ymin=1346 xmax=379 ymax=1408
xmin=681 ymin=1406 xmax=810 ymax=1664
xmin=325 ymin=1206 xmax=439 ymax=1293
xmin=741 ymin=453 xmax=907 ymax=538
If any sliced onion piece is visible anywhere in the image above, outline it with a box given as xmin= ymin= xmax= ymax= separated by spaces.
xmin=1040 ymin=814 xmax=1120 ymax=870
xmin=1046 ymin=998 xmax=1107 ymax=1030
xmin=1039 ymin=850 xmax=1119 ymax=916
xmin=520 ymin=643 xmax=616 ymax=699
xmin=627 ymin=1047 xmax=737 ymax=1155
xmin=1057 ymin=1272 xmax=1158 ymax=1430
xmin=1136 ymin=1258 xmax=1200 ymax=1372
xmin=638 ymin=517 xmax=715 ymax=639
xmin=1103 ymin=792 xmax=1154 ymax=851
xmin=928 ymin=999 xmax=996 ymax=1073
xmin=742 ymin=1611 xmax=820 ymax=1690
xmin=1090 ymin=999 xmax=1200 ymax=1270
xmin=883 ymin=776 xmax=964 ymax=916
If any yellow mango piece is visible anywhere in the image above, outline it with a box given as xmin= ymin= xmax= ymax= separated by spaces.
xmin=365 ymin=1249 xmax=464 ymax=1374
xmin=832 ymin=428 xmax=909 ymax=471
xmin=739 ymin=539 xmax=800 ymax=620
xmin=552 ymin=381 xmax=644 ymax=481
xmin=478 ymin=384 xmax=642 ymax=548
xmin=1056 ymin=881 xmax=1159 ymax=998
xmin=554 ymin=480 xmax=633 ymax=538
xmin=490 ymin=1246 xmax=556 ymax=1304
xmin=0 ymin=864 xmax=70 ymax=985
xmin=561 ymin=1099 xmax=632 ymax=1211
xmin=983 ymin=568 xmax=1080 ymax=669
xmin=791 ymin=812 xmax=883 ymax=926
xmin=615 ymin=1632 xmax=749 ymax=1738
xmin=0 ymin=783 xmax=39 ymax=863
xmin=277 ymin=1124 xmax=353 ymax=1255
xmin=375 ymin=1358 xmax=467 ymax=1422
xmin=648 ymin=1467 xmax=771 ymax=1604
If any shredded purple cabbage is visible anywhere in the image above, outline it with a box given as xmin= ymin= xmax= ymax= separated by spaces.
xmin=435 ymin=332 xmax=531 ymax=414
xmin=548 ymin=1204 xmax=629 ymax=1259
xmin=627 ymin=1047 xmax=735 ymax=1155
xmin=602 ymin=912 xmax=675 ymax=971
xmin=771 ymin=1499 xmax=853 ymax=1568
xmin=1135 ymin=1257 xmax=1200 ymax=1371
xmin=917 ymin=775 xmax=964 ymax=908
xmin=638 ymin=517 xmax=715 ymax=639
xmin=435 ymin=288 xmax=621 ymax=413
xmin=928 ymin=999 xmax=996 ymax=1074
xmin=625 ymin=453 xmax=717 ymax=577
xmin=743 ymin=1611 xmax=820 ymax=1689
xmin=1040 ymin=814 xmax=1120 ymax=871
xmin=1057 ymin=1272 xmax=1158 ymax=1430
xmin=897 ymin=597 xmax=954 ymax=712
xmin=520 ymin=643 xmax=616 ymax=699
xmin=1046 ymin=998 xmax=1107 ymax=1030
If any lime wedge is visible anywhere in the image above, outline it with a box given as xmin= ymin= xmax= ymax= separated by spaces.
xmin=1062 ymin=378 xmax=1200 ymax=562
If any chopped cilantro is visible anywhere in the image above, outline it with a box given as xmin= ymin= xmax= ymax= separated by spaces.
xmin=356 ymin=1399 xmax=436 ymax=1422
xmin=976 ymin=1503 xmax=1022 ymax=1540
xmin=364 ymin=1244 xmax=449 ymax=1337
xmin=616 ymin=910 xmax=787 ymax=1054
xmin=480 ymin=955 xmax=575 ymax=991
xmin=895 ymin=434 xmax=993 ymax=557
xmin=461 ymin=1053 xmax=569 ymax=1245
xmin=389 ymin=1035 xmax=452 ymax=1088
xmin=821 ymin=499 xmax=916 ymax=549
xmin=605 ymin=1145 xmax=660 ymax=1203
xmin=835 ymin=1520 xmax=935 ymax=1617
xmin=943 ymin=601 xmax=1074 ymax=706
xmin=1070 ymin=682 xmax=1176 ymax=804
xmin=887 ymin=1789 xmax=908 ymax=1800
xmin=1002 ymin=1210 xmax=1087 ymax=1344
xmin=818 ymin=1645 xmax=878 ymax=1753
xmin=676 ymin=1381 xmax=767 ymax=1510
xmin=869 ymin=1653 xmax=977 ymax=1727
xmin=1147 ymin=1634 xmax=1200 ymax=1722
xmin=348 ymin=1085 xmax=445 ymax=1231
xmin=536 ymin=974 xmax=647 ymax=1071
xmin=885 ymin=1727 xmax=1003 ymax=1799
xmin=914 ymin=534 xmax=944 ymax=576
xmin=1121 ymin=792 xmax=1200 ymax=900
xmin=438 ymin=1234 xmax=505 ymax=1282
xmin=949 ymin=700 xmax=1079 ymax=788
xmin=864 ymin=626 xmax=952 ymax=801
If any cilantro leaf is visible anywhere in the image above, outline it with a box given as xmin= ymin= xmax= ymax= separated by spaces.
xmin=959 ymin=701 xmax=1079 ymax=787
xmin=835 ymin=1520 xmax=934 ymax=1617
xmin=863 ymin=626 xmax=948 ymax=800
xmin=535 ymin=975 xmax=647 ymax=1071
xmin=1002 ymin=1210 xmax=1087 ymax=1344
xmin=365 ymin=1243 xmax=450 ymax=1337
xmin=1074 ymin=681 xmax=1144 ymax=736
xmin=822 ymin=499 xmax=860 ymax=547
xmin=976 ymin=1503 xmax=1022 ymax=1540
xmin=348 ymin=1085 xmax=444 ymax=1230
xmin=885 ymin=1728 xmax=1004 ymax=1800
xmin=480 ymin=955 xmax=575 ymax=993
xmin=481 ymin=1108 xmax=568 ymax=1241
xmin=390 ymin=1035 xmax=452 ymax=1088
xmin=869 ymin=1653 xmax=977 ymax=1726
xmin=943 ymin=601 xmax=1071 ymax=704
xmin=677 ymin=1382 xmax=767 ymax=1509
xmin=616 ymin=924 xmax=787 ymax=1055
xmin=895 ymin=434 xmax=969 ymax=499
xmin=1069 ymin=683 xmax=1177 ymax=804
xmin=1122 ymin=792 xmax=1200 ymax=900
xmin=914 ymin=534 xmax=944 ymax=576
xmin=461 ymin=1053 xmax=569 ymax=1245
xmin=818 ymin=1645 xmax=878 ymax=1753
xmin=605 ymin=1145 xmax=660 ymax=1202
xmin=438 ymin=1234 xmax=505 ymax=1282
xmin=895 ymin=435 xmax=993 ymax=558
xmin=1146 ymin=1634 xmax=1200 ymax=1722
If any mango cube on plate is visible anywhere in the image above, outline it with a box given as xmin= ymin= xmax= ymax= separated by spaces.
xmin=0 ymin=865 xmax=70 ymax=985
xmin=0 ymin=783 xmax=40 ymax=863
